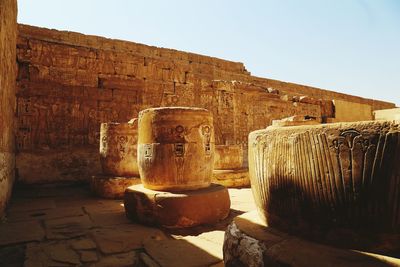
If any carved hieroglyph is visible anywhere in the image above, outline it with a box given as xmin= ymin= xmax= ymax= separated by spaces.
xmin=99 ymin=119 xmax=139 ymax=176
xmin=248 ymin=121 xmax=400 ymax=236
xmin=214 ymin=145 xmax=243 ymax=170
xmin=138 ymin=107 xmax=214 ymax=191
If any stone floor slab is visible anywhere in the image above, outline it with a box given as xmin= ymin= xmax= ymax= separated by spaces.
xmin=91 ymin=224 xmax=166 ymax=254
xmin=144 ymin=238 xmax=222 ymax=267
xmin=45 ymin=215 xmax=93 ymax=239
xmin=0 ymin=220 xmax=44 ymax=246
xmin=24 ymin=242 xmax=80 ymax=267
xmin=6 ymin=206 xmax=84 ymax=222
xmin=9 ymin=198 xmax=56 ymax=212
xmin=89 ymin=210 xmax=130 ymax=227
xmin=90 ymin=251 xmax=138 ymax=267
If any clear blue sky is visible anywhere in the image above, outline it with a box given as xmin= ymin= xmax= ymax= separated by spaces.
xmin=18 ymin=0 xmax=399 ymax=106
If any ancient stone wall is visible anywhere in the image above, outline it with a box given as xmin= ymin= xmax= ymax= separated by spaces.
xmin=0 ymin=0 xmax=17 ymax=216
xmin=16 ymin=24 xmax=395 ymax=184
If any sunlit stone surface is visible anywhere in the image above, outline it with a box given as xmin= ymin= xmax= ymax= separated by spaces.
xmin=100 ymin=119 xmax=139 ymax=177
xmin=248 ymin=120 xmax=400 ymax=253
xmin=138 ymin=107 xmax=215 ymax=191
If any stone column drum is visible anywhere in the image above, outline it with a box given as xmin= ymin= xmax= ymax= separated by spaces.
xmin=124 ymin=107 xmax=230 ymax=228
xmin=100 ymin=119 xmax=139 ymax=177
xmin=248 ymin=120 xmax=400 ymax=254
xmin=214 ymin=145 xmax=243 ymax=170
xmin=137 ymin=107 xmax=215 ymax=191
xmin=212 ymin=145 xmax=250 ymax=188
xmin=91 ymin=119 xmax=141 ymax=199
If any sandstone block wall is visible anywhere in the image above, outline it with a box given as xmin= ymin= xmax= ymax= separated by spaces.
xmin=16 ymin=24 xmax=395 ymax=184
xmin=0 ymin=0 xmax=17 ymax=216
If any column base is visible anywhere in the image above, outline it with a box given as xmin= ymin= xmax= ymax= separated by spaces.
xmin=124 ymin=183 xmax=230 ymax=228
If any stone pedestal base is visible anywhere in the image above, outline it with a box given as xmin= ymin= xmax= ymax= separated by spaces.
xmin=223 ymin=211 xmax=400 ymax=267
xmin=212 ymin=168 xmax=250 ymax=188
xmin=124 ymin=183 xmax=230 ymax=228
xmin=91 ymin=175 xmax=141 ymax=199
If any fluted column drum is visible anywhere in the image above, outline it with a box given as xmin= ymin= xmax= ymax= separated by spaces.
xmin=99 ymin=119 xmax=139 ymax=177
xmin=214 ymin=145 xmax=243 ymax=170
xmin=138 ymin=107 xmax=215 ymax=191
xmin=249 ymin=121 xmax=400 ymax=239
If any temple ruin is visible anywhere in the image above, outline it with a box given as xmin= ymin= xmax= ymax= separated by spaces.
xmin=1 ymin=0 xmax=400 ymax=266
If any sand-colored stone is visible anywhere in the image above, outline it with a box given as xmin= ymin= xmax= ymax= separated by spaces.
xmin=138 ymin=107 xmax=215 ymax=191
xmin=214 ymin=145 xmax=243 ymax=169
xmin=44 ymin=215 xmax=93 ymax=239
xmin=212 ymin=168 xmax=250 ymax=188
xmin=0 ymin=221 xmax=44 ymax=246
xmin=90 ymin=175 xmax=141 ymax=199
xmin=91 ymin=224 xmax=166 ymax=254
xmin=144 ymin=238 xmax=222 ymax=267
xmin=79 ymin=251 xmax=98 ymax=263
xmin=331 ymin=99 xmax=373 ymax=122
xmin=374 ymin=108 xmax=400 ymax=121
xmin=223 ymin=211 xmax=400 ymax=267
xmin=248 ymin=120 xmax=400 ymax=254
xmin=15 ymin=24 xmax=395 ymax=184
xmin=271 ymin=115 xmax=321 ymax=127
xmin=124 ymin=183 xmax=230 ymax=228
xmin=100 ymin=119 xmax=139 ymax=176
xmin=90 ymin=252 xmax=138 ymax=267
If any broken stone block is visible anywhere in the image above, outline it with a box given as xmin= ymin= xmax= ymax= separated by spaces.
xmin=212 ymin=168 xmax=250 ymax=188
xmin=214 ymin=145 xmax=243 ymax=170
xmin=223 ymin=211 xmax=400 ymax=267
xmin=70 ymin=238 xmax=96 ymax=250
xmin=248 ymin=120 xmax=400 ymax=254
xmin=124 ymin=183 xmax=230 ymax=228
xmin=90 ymin=175 xmax=141 ymax=199
xmin=271 ymin=115 xmax=321 ymax=127
xmin=100 ymin=119 xmax=139 ymax=177
xmin=374 ymin=108 xmax=400 ymax=121
xmin=138 ymin=107 xmax=215 ymax=191
xmin=79 ymin=251 xmax=98 ymax=263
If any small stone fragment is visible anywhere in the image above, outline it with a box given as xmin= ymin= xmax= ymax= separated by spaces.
xmin=70 ymin=238 xmax=96 ymax=250
xmin=139 ymin=252 xmax=161 ymax=267
xmin=79 ymin=251 xmax=98 ymax=263
xmin=47 ymin=243 xmax=80 ymax=265
xmin=90 ymin=251 xmax=137 ymax=267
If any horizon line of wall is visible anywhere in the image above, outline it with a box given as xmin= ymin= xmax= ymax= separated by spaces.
xmin=18 ymin=23 xmax=395 ymax=109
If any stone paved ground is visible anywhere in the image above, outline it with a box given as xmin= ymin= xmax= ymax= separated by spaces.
xmin=0 ymin=183 xmax=256 ymax=267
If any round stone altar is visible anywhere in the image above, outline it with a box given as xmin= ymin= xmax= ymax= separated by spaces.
xmin=223 ymin=211 xmax=400 ymax=267
xmin=124 ymin=183 xmax=230 ymax=228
